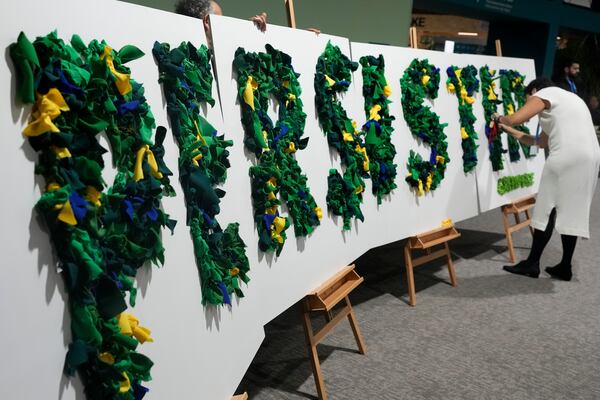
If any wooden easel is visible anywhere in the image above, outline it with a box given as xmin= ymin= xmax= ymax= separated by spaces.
xmin=404 ymin=224 xmax=461 ymax=306
xmin=302 ymin=265 xmax=366 ymax=400
xmin=409 ymin=26 xmax=418 ymax=49
xmin=494 ymin=39 xmax=536 ymax=263
xmin=501 ymin=195 xmax=536 ymax=262
xmin=285 ymin=0 xmax=296 ymax=28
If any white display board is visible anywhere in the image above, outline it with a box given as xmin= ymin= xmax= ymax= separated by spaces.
xmin=349 ymin=42 xmax=482 ymax=231
xmin=350 ymin=42 xmax=544 ymax=214
xmin=471 ymin=60 xmax=545 ymax=212
xmin=210 ymin=15 xmax=378 ymax=330
xmin=0 ymin=2 xmax=544 ymax=399
xmin=0 ymin=1 xmax=263 ymax=400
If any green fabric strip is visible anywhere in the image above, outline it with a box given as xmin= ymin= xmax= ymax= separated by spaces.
xmin=400 ymin=59 xmax=449 ymax=195
xmin=497 ymin=173 xmax=534 ymax=195
xmin=153 ymin=41 xmax=250 ymax=306
xmin=10 ymin=31 xmax=176 ymax=399
xmin=234 ymin=45 xmax=321 ymax=255
xmin=314 ymin=42 xmax=366 ymax=230
xmin=359 ymin=55 xmax=398 ymax=204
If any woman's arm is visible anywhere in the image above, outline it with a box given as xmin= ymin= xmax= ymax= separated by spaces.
xmin=493 ymin=96 xmax=547 ymax=126
xmin=499 ymin=124 xmax=548 ymax=148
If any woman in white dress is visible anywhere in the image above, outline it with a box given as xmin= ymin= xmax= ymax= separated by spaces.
xmin=493 ymin=78 xmax=600 ymax=281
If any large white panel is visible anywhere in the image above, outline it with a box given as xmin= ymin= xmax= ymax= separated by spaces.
xmin=0 ymin=1 xmax=264 ymax=400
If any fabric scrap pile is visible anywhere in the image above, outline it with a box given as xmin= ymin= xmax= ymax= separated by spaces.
xmin=497 ymin=172 xmax=534 ymax=195
xmin=480 ymin=66 xmax=506 ymax=171
xmin=400 ymin=58 xmax=449 ymax=196
xmin=314 ymin=42 xmax=367 ymax=230
xmin=360 ymin=55 xmax=398 ymax=204
xmin=234 ymin=45 xmax=321 ymax=255
xmin=10 ymin=31 xmax=177 ymax=399
xmin=153 ymin=41 xmax=249 ymax=306
xmin=446 ymin=65 xmax=480 ymax=173
xmin=499 ymin=69 xmax=533 ymax=161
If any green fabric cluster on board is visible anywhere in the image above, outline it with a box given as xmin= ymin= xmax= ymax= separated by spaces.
xmin=314 ymin=42 xmax=367 ymax=230
xmin=234 ymin=45 xmax=321 ymax=255
xmin=153 ymin=41 xmax=250 ymax=306
xmin=360 ymin=55 xmax=398 ymax=204
xmin=499 ymin=69 xmax=533 ymax=161
xmin=446 ymin=65 xmax=480 ymax=173
xmin=497 ymin=173 xmax=534 ymax=195
xmin=400 ymin=59 xmax=449 ymax=196
xmin=480 ymin=66 xmax=506 ymax=171
xmin=10 ymin=31 xmax=177 ymax=400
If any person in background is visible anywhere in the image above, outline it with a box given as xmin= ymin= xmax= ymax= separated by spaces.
xmin=554 ymin=58 xmax=580 ymax=95
xmin=175 ymin=0 xmax=267 ymax=40
xmin=588 ymin=95 xmax=600 ymax=127
xmin=493 ymin=78 xmax=600 ymax=281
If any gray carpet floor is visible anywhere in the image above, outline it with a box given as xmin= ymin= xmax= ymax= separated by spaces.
xmin=237 ymin=186 xmax=600 ymax=400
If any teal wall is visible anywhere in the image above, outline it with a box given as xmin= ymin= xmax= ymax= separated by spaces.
xmin=122 ymin=0 xmax=413 ymax=46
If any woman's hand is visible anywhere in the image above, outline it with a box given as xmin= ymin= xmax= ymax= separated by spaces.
xmin=498 ymin=123 xmax=512 ymax=135
xmin=250 ymin=12 xmax=268 ymax=32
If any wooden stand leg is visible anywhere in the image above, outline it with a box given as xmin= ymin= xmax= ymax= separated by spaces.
xmin=445 ymin=242 xmax=458 ymax=287
xmin=502 ymin=209 xmax=516 ymax=263
xmin=302 ymin=303 xmax=327 ymax=400
xmin=345 ymin=296 xmax=367 ymax=355
xmin=525 ymin=209 xmax=534 ymax=235
xmin=404 ymin=245 xmax=417 ymax=307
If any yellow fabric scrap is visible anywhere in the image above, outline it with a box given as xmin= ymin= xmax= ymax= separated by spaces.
xmin=243 ymin=76 xmax=258 ymax=110
xmin=447 ymin=83 xmax=455 ymax=93
xmin=436 ymin=155 xmax=445 ymax=164
xmin=47 ymin=182 xmax=61 ymax=192
xmin=51 ymin=145 xmax=71 ymax=159
xmin=134 ymin=145 xmax=163 ymax=182
xmin=460 ymin=127 xmax=469 ymax=140
xmin=369 ymin=104 xmax=382 ymax=121
xmin=284 ymin=142 xmax=296 ymax=154
xmin=57 ymin=199 xmax=77 ymax=226
xmin=101 ymin=46 xmax=132 ymax=95
xmin=230 ymin=267 xmax=240 ymax=276
xmin=421 ymin=75 xmax=430 ymax=86
xmin=441 ymin=218 xmax=453 ymax=227
xmin=23 ymin=88 xmax=70 ymax=137
xmin=119 ymin=372 xmax=131 ymax=393
xmin=383 ymin=85 xmax=392 ymax=97
xmin=118 ymin=313 xmax=154 ymax=344
xmin=355 ymin=144 xmax=370 ymax=171
xmin=85 ymin=186 xmax=102 ymax=207
xmin=314 ymin=206 xmax=323 ymax=221
xmin=324 ymin=75 xmax=336 ymax=87
xmin=273 ymin=216 xmax=286 ymax=234
xmin=98 ymin=352 xmax=115 ymax=365
xmin=417 ymin=179 xmax=424 ymax=196
xmin=342 ymin=131 xmax=354 ymax=142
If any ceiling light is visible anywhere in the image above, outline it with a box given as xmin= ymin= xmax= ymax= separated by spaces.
xmin=458 ymin=32 xmax=478 ymax=36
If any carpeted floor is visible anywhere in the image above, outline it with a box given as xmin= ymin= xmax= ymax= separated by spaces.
xmin=236 ymin=187 xmax=600 ymax=400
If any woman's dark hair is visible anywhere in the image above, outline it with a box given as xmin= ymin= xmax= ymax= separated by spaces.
xmin=525 ymin=78 xmax=555 ymax=95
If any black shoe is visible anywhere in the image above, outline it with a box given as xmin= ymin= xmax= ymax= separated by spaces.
xmin=545 ymin=264 xmax=573 ymax=281
xmin=503 ymin=260 xmax=540 ymax=278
